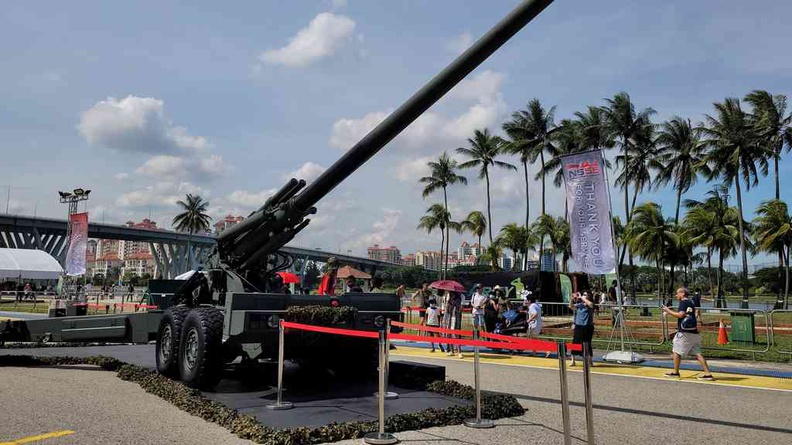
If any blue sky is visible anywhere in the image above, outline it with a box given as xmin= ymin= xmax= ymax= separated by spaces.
xmin=1 ymin=0 xmax=789 ymax=266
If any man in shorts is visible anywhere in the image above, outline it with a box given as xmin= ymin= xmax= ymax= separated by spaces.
xmin=470 ymin=284 xmax=487 ymax=330
xmin=662 ymin=287 xmax=714 ymax=380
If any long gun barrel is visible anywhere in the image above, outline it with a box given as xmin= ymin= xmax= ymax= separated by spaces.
xmin=215 ymin=0 xmax=553 ymax=271
xmin=292 ymin=0 xmax=554 ymax=213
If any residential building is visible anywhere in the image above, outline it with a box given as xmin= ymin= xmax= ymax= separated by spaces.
xmin=415 ymin=251 xmax=442 ymax=271
xmin=540 ymin=251 xmax=557 ymax=272
xmin=458 ymin=241 xmax=473 ymax=258
xmin=367 ymin=244 xmax=401 ymax=264
xmin=499 ymin=255 xmax=514 ymax=271
xmin=402 ymin=254 xmax=416 ymax=267
xmin=214 ymin=215 xmax=245 ymax=234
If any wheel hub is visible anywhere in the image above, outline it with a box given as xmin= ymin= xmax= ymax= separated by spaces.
xmin=160 ymin=325 xmax=172 ymax=363
xmin=184 ymin=329 xmax=199 ymax=371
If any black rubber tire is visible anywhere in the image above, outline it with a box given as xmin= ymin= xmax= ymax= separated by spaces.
xmin=155 ymin=306 xmax=191 ymax=377
xmin=178 ymin=307 xmax=225 ymax=389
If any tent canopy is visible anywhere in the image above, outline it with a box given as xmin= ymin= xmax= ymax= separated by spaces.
xmin=0 ymin=248 xmax=63 ymax=280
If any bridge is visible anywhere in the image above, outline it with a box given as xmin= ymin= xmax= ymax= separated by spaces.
xmin=0 ymin=214 xmax=400 ymax=278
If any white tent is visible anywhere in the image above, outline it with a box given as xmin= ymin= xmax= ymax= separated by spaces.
xmin=0 ymin=248 xmax=64 ymax=280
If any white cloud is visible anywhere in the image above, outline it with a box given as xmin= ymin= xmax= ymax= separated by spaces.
xmin=395 ymin=156 xmax=433 ymax=182
xmin=134 ymin=154 xmax=228 ymax=182
xmin=329 ymin=70 xmax=507 ymax=153
xmin=78 ymin=95 xmax=208 ymax=153
xmin=225 ymin=189 xmax=278 ymax=208
xmin=351 ymin=208 xmax=403 ymax=250
xmin=115 ymin=181 xmax=209 ymax=209
xmin=446 ymin=32 xmax=473 ymax=55
xmin=260 ymin=13 xmax=356 ymax=67
xmin=114 ymin=173 xmax=130 ymax=180
xmin=285 ymin=162 xmax=326 ymax=183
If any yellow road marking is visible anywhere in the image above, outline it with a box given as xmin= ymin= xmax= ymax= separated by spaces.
xmin=391 ymin=346 xmax=792 ymax=392
xmin=0 ymin=430 xmax=75 ymax=445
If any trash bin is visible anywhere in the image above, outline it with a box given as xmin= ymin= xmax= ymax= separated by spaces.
xmin=729 ymin=312 xmax=755 ymax=345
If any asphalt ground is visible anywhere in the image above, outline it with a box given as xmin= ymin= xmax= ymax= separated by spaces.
xmin=1 ymin=345 xmax=790 ymax=445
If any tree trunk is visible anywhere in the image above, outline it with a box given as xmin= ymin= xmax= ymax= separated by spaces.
xmin=485 ymin=169 xmax=493 ymax=244
xmin=734 ymin=177 xmax=750 ymax=308
xmin=706 ymin=248 xmax=714 ymax=301
xmin=785 ymin=246 xmax=790 ymax=309
xmin=443 ymin=187 xmax=449 ymax=279
xmin=523 ymin=161 xmax=530 ymax=228
xmin=540 ymin=151 xmax=546 ymax=217
xmin=775 ymin=151 xmax=780 ymax=200
xmin=439 ymin=228 xmax=445 ymax=280
xmin=675 ymin=187 xmax=682 ymax=224
xmin=717 ymin=248 xmax=726 ymax=309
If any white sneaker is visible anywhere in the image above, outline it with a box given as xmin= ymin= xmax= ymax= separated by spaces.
xmin=458 ymin=353 xmax=464 ymax=358
xmin=446 ymin=352 xmax=453 ymax=356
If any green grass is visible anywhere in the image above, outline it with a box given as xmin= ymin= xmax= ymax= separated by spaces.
xmin=0 ymin=300 xmax=49 ymax=314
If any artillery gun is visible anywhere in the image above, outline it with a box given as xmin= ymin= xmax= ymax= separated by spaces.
xmin=0 ymin=0 xmax=554 ymax=390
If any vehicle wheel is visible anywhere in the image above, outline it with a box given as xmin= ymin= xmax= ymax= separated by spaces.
xmin=155 ymin=305 xmax=191 ymax=377
xmin=178 ymin=307 xmax=224 ymax=389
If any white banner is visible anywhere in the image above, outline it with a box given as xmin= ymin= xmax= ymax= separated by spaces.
xmin=562 ymin=151 xmax=616 ymax=275
xmin=65 ymin=212 xmax=88 ymax=276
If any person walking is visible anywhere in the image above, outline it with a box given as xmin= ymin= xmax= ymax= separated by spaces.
xmin=443 ymin=290 xmax=464 ymax=358
xmin=426 ymin=299 xmax=445 ymax=353
xmin=570 ymin=291 xmax=595 ymax=367
xmin=662 ymin=287 xmax=714 ymax=380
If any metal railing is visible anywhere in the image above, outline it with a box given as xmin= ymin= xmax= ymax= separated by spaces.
xmin=769 ymin=309 xmax=792 ymax=357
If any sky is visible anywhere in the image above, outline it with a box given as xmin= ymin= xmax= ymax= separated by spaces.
xmin=1 ymin=0 xmax=790 ymax=267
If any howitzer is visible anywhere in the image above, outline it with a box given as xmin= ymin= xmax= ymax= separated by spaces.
xmin=176 ymin=0 xmax=554 ymax=308
xmin=1 ymin=0 xmax=554 ymax=390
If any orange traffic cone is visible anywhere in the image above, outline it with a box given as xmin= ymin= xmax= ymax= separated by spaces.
xmin=717 ymin=319 xmax=729 ymax=345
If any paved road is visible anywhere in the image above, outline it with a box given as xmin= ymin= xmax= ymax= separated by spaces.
xmin=1 ymin=352 xmax=790 ymax=445
xmin=330 ymin=352 xmax=792 ymax=445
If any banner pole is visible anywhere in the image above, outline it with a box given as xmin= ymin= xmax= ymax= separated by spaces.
xmin=557 ymin=341 xmax=572 ymax=445
xmin=364 ymin=330 xmax=398 ymax=445
xmin=464 ymin=327 xmax=494 ymax=428
xmin=374 ymin=320 xmax=399 ymax=399
xmin=583 ymin=343 xmax=596 ymax=444
xmin=267 ymin=319 xmax=293 ymax=410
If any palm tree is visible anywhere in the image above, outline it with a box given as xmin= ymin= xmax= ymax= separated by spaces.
xmin=536 ymin=119 xmax=583 ymax=219
xmin=744 ymin=90 xmax=792 ymax=200
xmin=683 ymin=185 xmax=742 ymax=308
xmin=533 ymin=214 xmax=559 ymax=272
xmin=420 ymin=152 xmax=467 ymax=277
xmin=497 ymin=223 xmax=537 ymax=271
xmin=417 ymin=204 xmax=451 ymax=278
xmin=627 ymin=202 xmax=676 ymax=301
xmin=752 ymin=199 xmax=792 ymax=309
xmin=172 ymin=194 xmax=211 ymax=234
xmin=551 ymin=216 xmax=571 ymax=272
xmin=702 ymin=97 xmax=772 ymax=307
xmin=461 ymin=211 xmax=487 ymax=263
xmin=655 ymin=117 xmax=706 ymax=223
xmin=602 ymin=92 xmax=655 ymax=300
xmin=457 ymin=129 xmax=516 ymax=243
xmin=614 ymin=123 xmax=661 ymax=220
xmin=480 ymin=242 xmax=504 ymax=272
xmin=575 ymin=106 xmax=615 ymax=151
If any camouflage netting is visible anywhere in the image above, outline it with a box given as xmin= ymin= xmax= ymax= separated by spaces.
xmin=0 ymin=354 xmax=525 ymax=444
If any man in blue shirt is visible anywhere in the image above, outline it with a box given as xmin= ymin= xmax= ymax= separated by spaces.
xmin=569 ymin=291 xmax=594 ymax=367
xmin=662 ymin=287 xmax=714 ymax=380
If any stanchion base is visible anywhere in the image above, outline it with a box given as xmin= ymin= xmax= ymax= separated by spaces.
xmin=602 ymin=350 xmax=644 ymax=364
xmin=464 ymin=418 xmax=495 ymax=429
xmin=363 ymin=432 xmax=399 ymax=444
xmin=373 ymin=391 xmax=400 ymax=400
xmin=266 ymin=402 xmax=294 ymax=410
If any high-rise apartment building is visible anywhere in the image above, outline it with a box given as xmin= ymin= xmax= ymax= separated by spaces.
xmin=367 ymin=244 xmax=402 ymax=264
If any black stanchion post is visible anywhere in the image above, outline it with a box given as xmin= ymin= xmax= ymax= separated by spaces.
xmin=557 ymin=341 xmax=572 ymax=445
xmin=267 ymin=319 xmax=293 ymax=410
xmin=464 ymin=326 xmax=494 ymax=428
xmin=583 ymin=343 xmax=595 ymax=444
xmin=364 ymin=330 xmax=398 ymax=445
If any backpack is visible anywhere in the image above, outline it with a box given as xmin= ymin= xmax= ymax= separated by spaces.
xmin=680 ymin=303 xmax=697 ymax=331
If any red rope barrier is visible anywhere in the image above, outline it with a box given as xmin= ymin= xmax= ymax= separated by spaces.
xmin=390 ymin=320 xmax=474 ymax=337
xmin=280 ymin=321 xmax=380 ymax=339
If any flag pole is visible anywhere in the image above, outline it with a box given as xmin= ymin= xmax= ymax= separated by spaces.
xmin=600 ymin=149 xmax=644 ymax=363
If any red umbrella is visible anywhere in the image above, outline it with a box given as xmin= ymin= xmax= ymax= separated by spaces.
xmin=429 ymin=280 xmax=466 ymax=293
xmin=276 ymin=271 xmax=301 ymax=284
